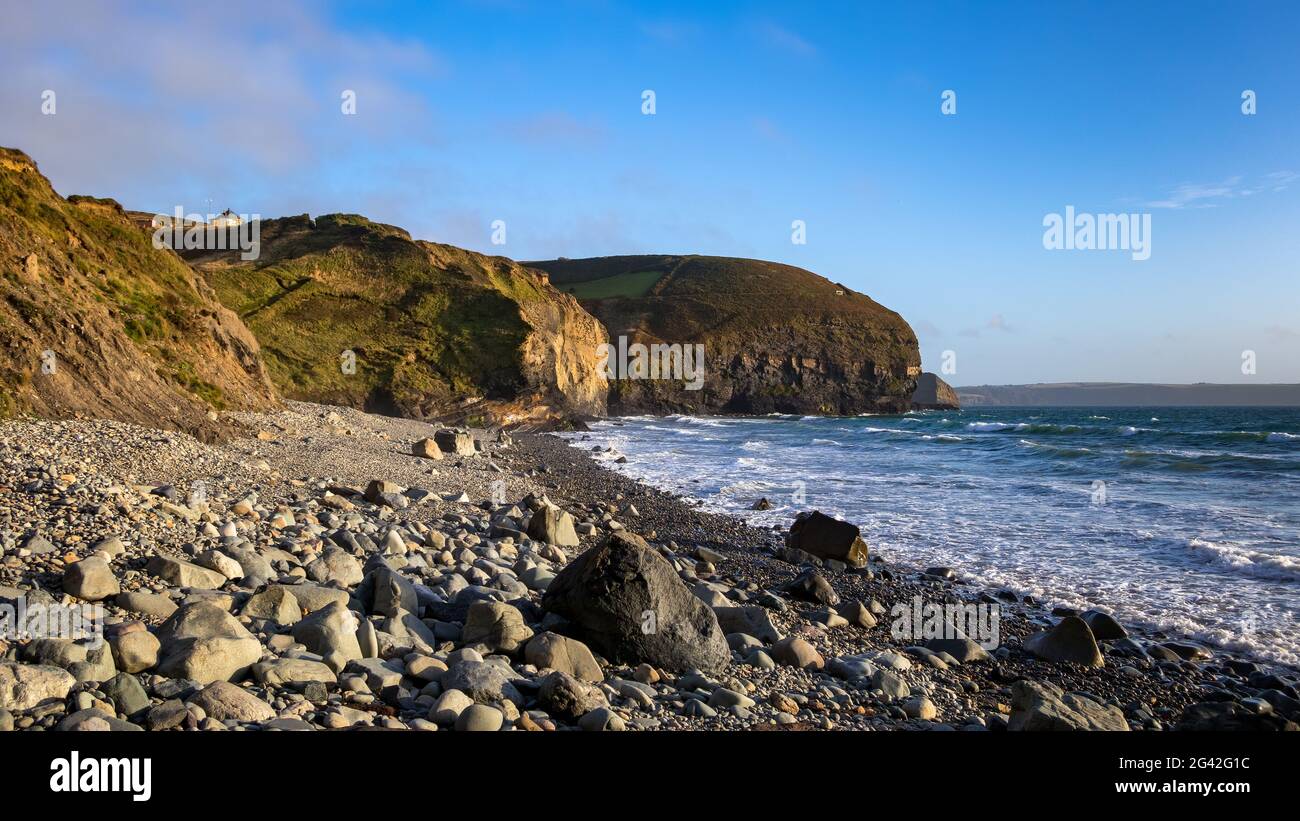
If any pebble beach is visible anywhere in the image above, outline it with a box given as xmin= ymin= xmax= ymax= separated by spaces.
xmin=1 ymin=402 xmax=1296 ymax=733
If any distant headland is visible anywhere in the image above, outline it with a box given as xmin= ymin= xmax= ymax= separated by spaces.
xmin=956 ymin=382 xmax=1300 ymax=407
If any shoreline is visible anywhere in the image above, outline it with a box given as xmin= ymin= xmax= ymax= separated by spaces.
xmin=543 ymin=429 xmax=1293 ymax=672
xmin=0 ymin=401 xmax=1296 ymax=732
xmin=560 ymin=411 xmax=1300 ymax=673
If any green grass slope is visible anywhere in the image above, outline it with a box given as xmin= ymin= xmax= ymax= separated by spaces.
xmin=188 ymin=216 xmax=606 ymax=423
xmin=528 ymin=254 xmax=922 ymax=415
xmin=0 ymin=147 xmax=277 ymax=438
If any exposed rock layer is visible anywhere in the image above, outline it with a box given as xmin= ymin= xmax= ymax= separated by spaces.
xmin=528 ymin=255 xmax=922 ymax=415
xmin=0 ymin=147 xmax=277 ymax=439
xmin=185 ymin=214 xmax=607 ymax=427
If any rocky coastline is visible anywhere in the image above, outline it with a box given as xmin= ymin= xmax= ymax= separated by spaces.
xmin=1 ymin=402 xmax=1295 ymax=733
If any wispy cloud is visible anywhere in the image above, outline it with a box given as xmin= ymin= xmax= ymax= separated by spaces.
xmin=1145 ymin=172 xmax=1297 ymax=209
xmin=503 ymin=112 xmax=606 ymax=146
xmin=750 ymin=21 xmax=816 ymax=56
xmin=959 ymin=315 xmax=1014 ymax=338
xmin=0 ymin=0 xmax=443 ymax=205
xmin=752 ymin=116 xmax=789 ymax=143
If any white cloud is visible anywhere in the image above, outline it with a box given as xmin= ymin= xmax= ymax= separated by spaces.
xmin=1145 ymin=172 xmax=1297 ymax=209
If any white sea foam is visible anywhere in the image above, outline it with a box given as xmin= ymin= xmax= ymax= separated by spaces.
xmin=1186 ymin=538 xmax=1300 ymax=583
xmin=967 ymin=422 xmax=1016 ymax=431
xmin=559 ymin=411 xmax=1300 ymax=665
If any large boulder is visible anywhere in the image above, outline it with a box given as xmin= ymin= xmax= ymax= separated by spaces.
xmin=0 ymin=661 xmax=76 ymax=711
xmin=526 ymin=505 xmax=580 ymax=547
xmin=305 ymin=546 xmax=363 ymax=588
xmin=785 ymin=511 xmax=869 ymax=568
xmin=1080 ymin=609 xmax=1127 ymax=641
xmin=461 ymin=601 xmax=533 ymax=653
xmin=22 ymin=638 xmax=116 ymax=683
xmin=1023 ymin=616 xmax=1104 ymax=667
xmin=771 ymin=637 xmax=825 ymax=671
xmin=188 ymin=681 xmax=275 ymax=722
xmin=291 ymin=601 xmax=362 ymax=673
xmin=923 ymin=636 xmax=991 ymax=663
xmin=524 ymin=632 xmax=603 ymax=682
xmin=538 ymin=670 xmax=607 ymax=721
xmin=146 ymin=555 xmax=227 ymax=590
xmin=241 ymin=586 xmax=302 ymax=625
xmin=441 ymin=660 xmax=524 ymax=707
xmin=155 ymin=602 xmax=264 ymax=684
xmin=355 ymin=564 xmax=418 ymax=618
xmin=115 ymin=590 xmax=178 ymax=620
xmin=713 ymin=606 xmax=783 ymax=643
xmin=109 ymin=629 xmax=160 ymax=673
xmin=274 ymin=583 xmax=348 ymax=614
xmin=412 ymin=437 xmax=443 ymax=460
xmin=252 ymin=657 xmax=337 ymax=688
xmin=434 ymin=429 xmax=476 ymax=456
xmin=542 ymin=531 xmax=730 ymax=674
xmin=62 ymin=556 xmax=120 ymax=601
xmin=782 ymin=568 xmax=839 ymax=606
xmin=1008 ymin=680 xmax=1129 ymax=731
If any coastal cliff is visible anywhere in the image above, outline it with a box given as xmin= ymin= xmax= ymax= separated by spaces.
xmin=0 ymin=147 xmax=277 ymax=440
xmin=911 ymin=372 xmax=961 ymax=410
xmin=528 ymin=254 xmax=922 ymax=415
xmin=184 ymin=215 xmax=608 ymax=428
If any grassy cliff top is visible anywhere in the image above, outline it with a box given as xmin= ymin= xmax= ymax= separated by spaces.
xmin=187 ymin=214 xmax=603 ymax=421
xmin=0 ymin=146 xmax=277 ymax=433
xmin=528 ymin=253 xmax=917 ymax=348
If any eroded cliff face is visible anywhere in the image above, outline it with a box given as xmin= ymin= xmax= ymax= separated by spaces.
xmin=187 ymin=215 xmax=606 ymax=427
xmin=911 ymin=372 xmax=961 ymax=410
xmin=422 ymin=241 xmax=608 ymax=426
xmin=529 ymin=255 xmax=922 ymax=416
xmin=0 ymin=148 xmax=278 ymax=440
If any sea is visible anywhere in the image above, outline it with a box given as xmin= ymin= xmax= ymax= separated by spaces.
xmin=562 ymin=406 xmax=1300 ymax=666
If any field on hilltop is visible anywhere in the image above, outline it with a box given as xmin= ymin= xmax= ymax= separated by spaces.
xmin=528 ymin=254 xmax=921 ymax=415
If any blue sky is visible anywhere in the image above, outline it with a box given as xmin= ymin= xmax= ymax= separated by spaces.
xmin=3 ymin=0 xmax=1298 ymax=384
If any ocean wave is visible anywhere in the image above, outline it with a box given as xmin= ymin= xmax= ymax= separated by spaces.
xmin=666 ymin=415 xmax=727 ymax=427
xmin=1186 ymin=538 xmax=1300 ymax=583
xmin=967 ymin=422 xmax=1016 ymax=432
xmin=565 ymin=411 xmax=1300 ymax=664
xmin=811 ymin=438 xmax=842 ymax=446
xmin=1019 ymin=439 xmax=1092 ymax=457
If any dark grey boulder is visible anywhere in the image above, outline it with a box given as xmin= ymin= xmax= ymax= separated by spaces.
xmin=781 ymin=568 xmax=839 ymax=606
xmin=785 ymin=511 xmax=868 ymax=568
xmin=1080 ymin=609 xmax=1127 ymax=641
xmin=542 ymin=531 xmax=730 ymax=674
xmin=713 ymin=606 xmax=782 ymax=643
xmin=1023 ymin=616 xmax=1104 ymax=667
